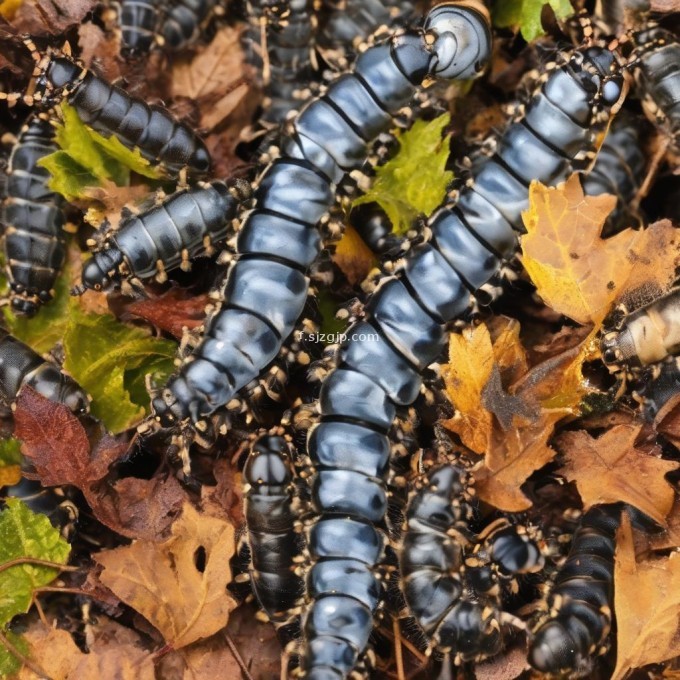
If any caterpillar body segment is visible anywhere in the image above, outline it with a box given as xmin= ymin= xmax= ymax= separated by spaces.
xmin=528 ymin=505 xmax=620 ymax=676
xmin=27 ymin=46 xmax=211 ymax=179
xmin=244 ymin=434 xmax=305 ymax=626
xmin=601 ymin=286 xmax=680 ymax=370
xmin=77 ymin=179 xmax=249 ymax=292
xmin=0 ymin=330 xmax=89 ymax=414
xmin=632 ymin=26 xmax=680 ymax=163
xmin=1 ymin=115 xmax=66 ymax=316
xmin=159 ymin=0 xmax=222 ymax=51
xmin=302 ymin=42 xmax=623 ymax=678
xmin=152 ymin=2 xmax=493 ymax=428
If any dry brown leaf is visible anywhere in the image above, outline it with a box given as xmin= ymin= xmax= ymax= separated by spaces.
xmin=172 ymin=25 xmax=251 ymax=132
xmin=77 ymin=21 xmax=122 ymax=82
xmin=650 ymin=0 xmax=680 ymax=9
xmin=333 ymin=224 xmax=380 ymax=286
xmin=19 ymin=617 xmax=155 ymax=679
xmin=557 ymin=424 xmax=679 ymax=526
xmin=5 ymin=0 xmax=97 ymax=35
xmin=95 ymin=502 xmax=237 ymax=649
xmin=612 ymin=512 xmax=680 ymax=679
xmin=520 ymin=176 xmax=680 ymax=326
xmin=442 ymin=323 xmax=496 ymax=454
xmin=654 ymin=391 xmax=680 ymax=450
xmin=649 ymin=494 xmax=680 ymax=551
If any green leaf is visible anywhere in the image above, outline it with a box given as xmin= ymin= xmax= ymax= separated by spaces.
xmin=0 ymin=630 xmax=27 ymax=676
xmin=0 ymin=499 xmax=70 ymax=627
xmin=4 ymin=261 xmax=71 ymax=355
xmin=317 ymin=289 xmax=349 ymax=342
xmin=37 ymin=102 xmax=162 ymax=201
xmin=62 ymin=301 xmax=176 ymax=433
xmin=0 ymin=438 xmax=22 ymax=488
xmin=492 ymin=0 xmax=573 ymax=41
xmin=353 ymin=113 xmax=453 ymax=236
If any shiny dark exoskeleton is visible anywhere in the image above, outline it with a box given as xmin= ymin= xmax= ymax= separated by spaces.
xmin=119 ymin=0 xmax=161 ymax=57
xmin=600 ymin=286 xmax=680 ymax=370
xmin=76 ymin=179 xmax=249 ymax=292
xmin=152 ymin=2 xmax=493 ymax=429
xmin=399 ymin=465 xmax=543 ymax=663
xmin=0 ymin=329 xmax=89 ymax=414
xmin=581 ymin=110 xmax=647 ymax=234
xmin=1 ymin=116 xmax=66 ymax=316
xmin=246 ymin=0 xmax=317 ymax=124
xmin=244 ymin=435 xmax=305 ymax=626
xmin=632 ymin=26 xmax=680 ymax=162
xmin=32 ymin=51 xmax=211 ymax=178
xmin=159 ymin=0 xmax=221 ymax=51
xmin=302 ymin=40 xmax=623 ymax=679
xmin=529 ymin=505 xmax=621 ymax=676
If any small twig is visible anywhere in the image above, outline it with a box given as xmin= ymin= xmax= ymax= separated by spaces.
xmin=33 ymin=597 xmax=48 ymax=627
xmin=223 ymin=631 xmax=254 ymax=680
xmin=0 ymin=557 xmax=79 ymax=575
xmin=393 ymin=616 xmax=406 ymax=680
xmin=0 ymin=627 xmax=53 ymax=680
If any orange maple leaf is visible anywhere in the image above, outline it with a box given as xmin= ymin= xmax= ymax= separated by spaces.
xmin=556 ymin=424 xmax=679 ymax=526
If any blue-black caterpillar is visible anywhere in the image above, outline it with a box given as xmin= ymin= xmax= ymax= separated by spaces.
xmin=601 ymin=285 xmax=680 ymax=370
xmin=75 ymin=179 xmax=249 ymax=292
xmin=302 ymin=40 xmax=624 ymax=680
xmin=152 ymin=1 xmax=493 ymax=427
xmin=14 ymin=40 xmax=211 ymax=179
xmin=1 ymin=115 xmax=66 ymax=316
xmin=632 ymin=26 xmax=680 ymax=164
xmin=0 ymin=329 xmax=89 ymax=414
xmin=398 ymin=465 xmax=543 ymax=663
xmin=158 ymin=0 xmax=221 ymax=52
xmin=243 ymin=434 xmax=305 ymax=628
xmin=118 ymin=0 xmax=161 ymax=57
xmin=528 ymin=505 xmax=620 ymax=676
xmin=581 ymin=109 xmax=647 ymax=235
xmin=246 ymin=0 xmax=317 ymax=124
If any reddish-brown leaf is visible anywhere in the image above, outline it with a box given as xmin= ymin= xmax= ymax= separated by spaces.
xmin=557 ymin=425 xmax=680 ymax=526
xmin=5 ymin=0 xmax=98 ymax=35
xmin=127 ymin=288 xmax=209 ymax=339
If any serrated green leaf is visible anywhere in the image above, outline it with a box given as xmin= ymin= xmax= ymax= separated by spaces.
xmin=493 ymin=0 xmax=573 ymax=41
xmin=0 ymin=499 xmax=70 ymax=627
xmin=62 ymin=301 xmax=176 ymax=433
xmin=353 ymin=113 xmax=453 ymax=236
xmin=0 ymin=629 xmax=27 ymax=676
xmin=4 ymin=261 xmax=71 ymax=355
xmin=37 ymin=151 xmax=98 ymax=202
xmin=38 ymin=102 xmax=162 ymax=201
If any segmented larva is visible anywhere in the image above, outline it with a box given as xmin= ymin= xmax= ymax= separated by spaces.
xmin=1 ymin=115 xmax=66 ymax=316
xmin=18 ymin=40 xmax=211 ymax=179
xmin=0 ymin=329 xmax=89 ymax=414
xmin=303 ymin=40 xmax=623 ymax=679
xmin=529 ymin=505 xmax=620 ymax=676
xmin=152 ymin=1 xmax=493 ymax=427
xmin=75 ymin=179 xmax=250 ymax=292
xmin=243 ymin=434 xmax=305 ymax=628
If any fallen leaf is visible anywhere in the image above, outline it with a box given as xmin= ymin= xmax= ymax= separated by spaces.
xmin=18 ymin=616 xmax=155 ymax=680
xmin=333 ymin=224 xmax=378 ymax=286
xmin=201 ymin=458 xmax=244 ymax=527
xmin=95 ymin=502 xmax=237 ymax=648
xmin=492 ymin=0 xmax=573 ymax=41
xmin=14 ymin=388 xmax=127 ymax=487
xmin=649 ymin=495 xmax=680 ymax=551
xmin=127 ymin=288 xmax=210 ymax=340
xmin=353 ymin=113 xmax=454 ymax=235
xmin=172 ymin=25 xmax=251 ymax=131
xmin=0 ymin=438 xmax=22 ymax=488
xmin=612 ymin=512 xmax=680 ymax=679
xmin=653 ymin=386 xmax=680 ymax=450
xmin=442 ymin=323 xmax=496 ymax=454
xmin=4 ymin=0 xmax=97 ymax=34
xmin=557 ymin=424 xmax=679 ymax=526
xmin=77 ymin=21 xmax=122 ymax=82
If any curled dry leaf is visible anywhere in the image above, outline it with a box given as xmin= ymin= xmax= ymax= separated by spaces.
xmin=556 ymin=424 xmax=680 ymax=526
xmin=443 ymin=318 xmax=593 ymax=511
xmin=127 ymin=288 xmax=210 ymax=340
xmin=520 ymin=175 xmax=680 ymax=326
xmin=612 ymin=512 xmax=680 ymax=680
xmin=3 ymin=0 xmax=97 ymax=35
xmin=171 ymin=25 xmax=251 ymax=132
xmin=333 ymin=224 xmax=379 ymax=287
xmin=95 ymin=502 xmax=238 ymax=649
xmin=77 ymin=21 xmax=122 ymax=82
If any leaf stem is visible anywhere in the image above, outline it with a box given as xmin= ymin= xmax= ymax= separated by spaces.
xmin=0 ymin=628 xmax=53 ymax=680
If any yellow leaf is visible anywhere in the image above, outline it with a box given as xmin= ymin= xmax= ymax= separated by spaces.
xmin=441 ymin=323 xmax=495 ymax=454
xmin=612 ymin=513 xmax=680 ymax=679
xmin=333 ymin=224 xmax=378 ymax=286
xmin=557 ymin=424 xmax=680 ymax=526
xmin=95 ymin=502 xmax=237 ymax=648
